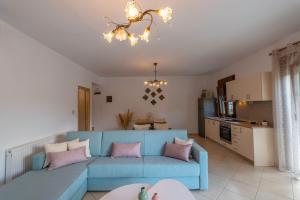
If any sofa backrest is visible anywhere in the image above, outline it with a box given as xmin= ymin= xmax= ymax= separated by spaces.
xmin=144 ymin=130 xmax=188 ymax=156
xmin=65 ymin=131 xmax=102 ymax=156
xmin=101 ymin=130 xmax=145 ymax=156
xmin=101 ymin=130 xmax=188 ymax=156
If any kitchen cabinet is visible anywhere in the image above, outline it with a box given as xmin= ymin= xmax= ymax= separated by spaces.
xmin=232 ymin=125 xmax=254 ymax=160
xmin=205 ymin=117 xmax=275 ymax=166
xmin=226 ymin=80 xmax=239 ymax=101
xmin=205 ymin=119 xmax=220 ymax=143
xmin=231 ymin=124 xmax=273 ymax=166
xmin=226 ymin=72 xmax=272 ymax=101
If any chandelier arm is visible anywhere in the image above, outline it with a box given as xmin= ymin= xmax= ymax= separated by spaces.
xmin=144 ymin=12 xmax=154 ymax=28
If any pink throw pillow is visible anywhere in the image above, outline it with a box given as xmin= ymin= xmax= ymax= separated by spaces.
xmin=111 ymin=142 xmax=141 ymax=158
xmin=163 ymin=143 xmax=192 ymax=162
xmin=48 ymin=147 xmax=87 ymax=170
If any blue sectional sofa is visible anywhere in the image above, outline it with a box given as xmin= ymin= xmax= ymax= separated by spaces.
xmin=0 ymin=130 xmax=208 ymax=200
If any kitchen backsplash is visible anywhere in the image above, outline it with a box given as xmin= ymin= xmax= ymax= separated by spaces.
xmin=236 ymin=101 xmax=273 ymax=126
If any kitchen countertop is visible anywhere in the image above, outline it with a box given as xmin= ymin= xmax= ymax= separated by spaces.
xmin=206 ymin=117 xmax=273 ymax=129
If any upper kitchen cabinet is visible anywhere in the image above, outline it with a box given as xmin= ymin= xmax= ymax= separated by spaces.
xmin=226 ymin=72 xmax=272 ymax=101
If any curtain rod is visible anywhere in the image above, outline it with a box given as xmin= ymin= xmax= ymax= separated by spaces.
xmin=269 ymin=40 xmax=300 ymax=56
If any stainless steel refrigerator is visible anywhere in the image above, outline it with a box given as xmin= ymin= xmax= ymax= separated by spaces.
xmin=198 ymin=98 xmax=216 ymax=137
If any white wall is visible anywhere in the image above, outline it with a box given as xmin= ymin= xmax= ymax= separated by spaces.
xmin=0 ymin=19 xmax=100 ymax=184
xmin=92 ymin=76 xmax=210 ymax=133
xmin=208 ymin=29 xmax=300 ymax=90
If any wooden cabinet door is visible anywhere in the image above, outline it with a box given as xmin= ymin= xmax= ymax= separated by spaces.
xmin=211 ymin=120 xmax=220 ymax=143
xmin=226 ymin=81 xmax=237 ymax=101
xmin=205 ymin=119 xmax=212 ymax=139
xmin=242 ymin=75 xmax=261 ymax=101
xmin=231 ymin=125 xmax=241 ymax=152
xmin=240 ymin=127 xmax=254 ymax=161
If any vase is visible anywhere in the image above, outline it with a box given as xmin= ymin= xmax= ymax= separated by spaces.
xmin=138 ymin=187 xmax=149 ymax=200
xmin=152 ymin=193 xmax=159 ymax=200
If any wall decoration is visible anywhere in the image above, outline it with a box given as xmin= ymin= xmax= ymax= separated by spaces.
xmin=106 ymin=96 xmax=112 ymax=102
xmin=159 ymin=95 xmax=165 ymax=101
xmin=117 ymin=109 xmax=134 ymax=130
xmin=151 ymin=99 xmax=157 ymax=105
xmin=142 ymin=62 xmax=167 ymax=105
xmin=143 ymin=95 xmax=149 ymax=100
xmin=151 ymin=92 xmax=156 ymax=98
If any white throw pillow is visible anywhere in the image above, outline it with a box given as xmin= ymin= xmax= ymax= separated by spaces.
xmin=175 ymin=137 xmax=194 ymax=145
xmin=68 ymin=139 xmax=91 ymax=157
xmin=43 ymin=142 xmax=68 ymax=168
xmin=133 ymin=124 xmax=151 ymax=130
xmin=65 ymin=138 xmax=79 ymax=146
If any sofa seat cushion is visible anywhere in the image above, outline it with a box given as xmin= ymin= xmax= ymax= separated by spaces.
xmin=143 ymin=156 xmax=200 ymax=177
xmin=0 ymin=161 xmax=90 ymax=200
xmin=88 ymin=157 xmax=144 ymax=178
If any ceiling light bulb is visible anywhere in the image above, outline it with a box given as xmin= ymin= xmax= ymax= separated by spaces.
xmin=128 ymin=33 xmax=139 ymax=46
xmin=139 ymin=27 xmax=150 ymax=43
xmin=164 ymin=81 xmax=167 ymax=85
xmin=156 ymin=84 xmax=159 ymax=88
xmin=144 ymin=81 xmax=148 ymax=85
xmin=158 ymin=7 xmax=173 ymax=23
xmin=103 ymin=31 xmax=114 ymax=43
xmin=125 ymin=1 xmax=140 ymax=20
xmin=115 ymin=28 xmax=127 ymax=41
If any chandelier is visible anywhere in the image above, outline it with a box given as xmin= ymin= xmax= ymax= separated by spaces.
xmin=144 ymin=63 xmax=167 ymax=87
xmin=103 ymin=0 xmax=173 ymax=46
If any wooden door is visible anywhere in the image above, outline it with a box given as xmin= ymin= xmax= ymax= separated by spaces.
xmin=78 ymin=86 xmax=90 ymax=131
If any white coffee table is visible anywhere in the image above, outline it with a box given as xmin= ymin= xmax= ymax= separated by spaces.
xmin=99 ymin=179 xmax=196 ymax=200
xmin=99 ymin=183 xmax=151 ymax=200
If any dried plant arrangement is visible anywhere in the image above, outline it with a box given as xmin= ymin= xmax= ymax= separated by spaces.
xmin=117 ymin=109 xmax=134 ymax=130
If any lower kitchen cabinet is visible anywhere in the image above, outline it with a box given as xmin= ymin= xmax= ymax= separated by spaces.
xmin=205 ymin=119 xmax=220 ymax=143
xmin=205 ymin=118 xmax=275 ymax=166
xmin=231 ymin=125 xmax=274 ymax=166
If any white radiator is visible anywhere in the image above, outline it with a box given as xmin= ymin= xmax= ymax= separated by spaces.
xmin=5 ymin=133 xmax=65 ymax=183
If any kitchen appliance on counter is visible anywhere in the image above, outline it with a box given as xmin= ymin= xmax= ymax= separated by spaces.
xmin=220 ymin=121 xmax=232 ymax=143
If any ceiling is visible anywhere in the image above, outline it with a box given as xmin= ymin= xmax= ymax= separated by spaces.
xmin=1 ymin=0 xmax=300 ymax=76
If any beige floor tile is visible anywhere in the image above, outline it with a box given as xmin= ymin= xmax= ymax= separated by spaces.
xmin=217 ymin=189 xmax=251 ymax=200
xmin=192 ymin=191 xmax=212 ymax=200
xmin=209 ymin=165 xmax=237 ymax=179
xmin=201 ymin=174 xmax=227 ymax=199
xmin=262 ymin=167 xmax=292 ymax=184
xmin=255 ymin=191 xmax=293 ymax=200
xmin=292 ymin=178 xmax=300 ymax=200
xmin=83 ymin=193 xmax=95 ymax=200
xmin=258 ymin=179 xmax=293 ymax=200
xmin=90 ymin=192 xmax=107 ymax=199
xmin=225 ymin=179 xmax=258 ymax=199
xmin=232 ymin=166 xmax=263 ymax=187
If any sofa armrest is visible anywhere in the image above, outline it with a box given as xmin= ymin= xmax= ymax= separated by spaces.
xmin=31 ymin=152 xmax=45 ymax=170
xmin=192 ymin=143 xmax=208 ymax=190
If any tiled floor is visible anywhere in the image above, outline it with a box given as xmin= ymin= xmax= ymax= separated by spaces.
xmin=83 ymin=136 xmax=299 ymax=200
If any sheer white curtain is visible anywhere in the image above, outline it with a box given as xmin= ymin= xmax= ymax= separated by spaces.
xmin=272 ymin=44 xmax=300 ymax=178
